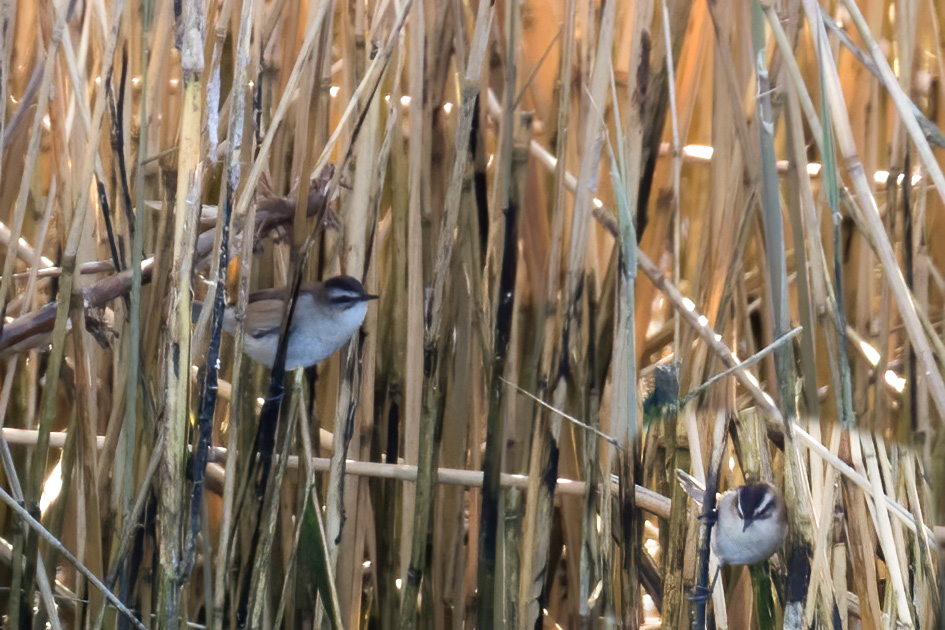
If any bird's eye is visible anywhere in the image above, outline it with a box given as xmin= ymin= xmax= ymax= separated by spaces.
xmin=329 ymin=293 xmax=359 ymax=305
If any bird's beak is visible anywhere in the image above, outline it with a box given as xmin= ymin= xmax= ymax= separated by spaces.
xmin=365 ymin=294 xmax=380 ymax=301
xmin=742 ymin=517 xmax=754 ymax=532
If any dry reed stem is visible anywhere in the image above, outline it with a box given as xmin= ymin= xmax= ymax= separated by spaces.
xmin=802 ymin=0 xmax=945 ymax=422
xmin=0 ymin=425 xmax=675 ymax=519
xmin=553 ymin=0 xmax=619 ymax=621
xmin=506 ymin=57 xmax=936 ymax=541
xmin=399 ymin=0 xmax=425 ymax=618
xmin=476 ymin=0 xmax=523 ymax=623
xmin=156 ymin=0 xmax=205 ymax=622
xmin=859 ymin=432 xmax=916 ymax=627
xmin=20 ymin=4 xmax=124 ymax=627
xmin=609 ymin=0 xmax=650 ymax=621
xmin=0 ymin=0 xmax=65 ymax=331
xmin=399 ymin=1 xmax=491 ymax=624
xmin=0 ymin=181 xmax=59 ymax=628
xmin=0 ymin=485 xmax=146 ymax=629
xmin=517 ymin=0 xmax=577 ymax=623
xmin=209 ymin=0 xmax=255 ymax=625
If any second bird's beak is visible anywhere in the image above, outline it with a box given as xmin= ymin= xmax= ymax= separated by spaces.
xmin=742 ymin=517 xmax=755 ymax=532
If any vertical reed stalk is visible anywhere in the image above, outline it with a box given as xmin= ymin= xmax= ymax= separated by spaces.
xmin=156 ymin=1 xmax=205 ymax=624
xmin=476 ymin=0 xmax=521 ymax=625
xmin=112 ymin=0 xmax=151 ymax=620
xmin=399 ymin=0 xmax=426 ymax=617
xmin=398 ymin=1 xmax=492 ymax=624
xmin=516 ymin=1 xmax=576 ymax=625
xmin=19 ymin=2 xmax=125 ymax=625
xmin=611 ymin=0 xmax=651 ymax=620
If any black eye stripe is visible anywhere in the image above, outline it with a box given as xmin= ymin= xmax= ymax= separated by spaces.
xmin=329 ymin=294 xmax=363 ymax=305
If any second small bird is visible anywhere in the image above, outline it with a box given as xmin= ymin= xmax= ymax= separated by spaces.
xmin=676 ymin=470 xmax=787 ymax=565
xmin=218 ymin=275 xmax=377 ymax=370
xmin=711 ymin=482 xmax=786 ymax=566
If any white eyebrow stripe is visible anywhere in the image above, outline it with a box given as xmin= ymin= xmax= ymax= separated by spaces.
xmin=753 ymin=492 xmax=773 ymax=516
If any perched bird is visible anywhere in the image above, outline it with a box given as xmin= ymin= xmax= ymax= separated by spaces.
xmin=711 ymin=482 xmax=787 ymax=566
xmin=198 ymin=275 xmax=377 ymax=370
xmin=676 ymin=470 xmax=787 ymax=565
xmin=676 ymin=470 xmax=787 ymax=598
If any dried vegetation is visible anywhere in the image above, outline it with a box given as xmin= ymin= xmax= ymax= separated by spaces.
xmin=0 ymin=0 xmax=941 ymax=628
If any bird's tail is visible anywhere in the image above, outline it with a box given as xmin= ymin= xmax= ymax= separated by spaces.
xmin=676 ymin=469 xmax=707 ymax=506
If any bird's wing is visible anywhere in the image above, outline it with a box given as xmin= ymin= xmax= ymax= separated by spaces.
xmin=242 ymin=299 xmax=287 ymax=338
xmin=240 ymin=284 xmax=319 ymax=337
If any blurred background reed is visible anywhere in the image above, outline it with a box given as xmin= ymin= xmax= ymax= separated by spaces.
xmin=0 ymin=0 xmax=941 ymax=628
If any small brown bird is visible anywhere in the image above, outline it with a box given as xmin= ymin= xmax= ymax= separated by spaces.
xmin=203 ymin=275 xmax=377 ymax=369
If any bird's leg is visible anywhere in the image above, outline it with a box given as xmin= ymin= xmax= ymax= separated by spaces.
xmin=688 ymin=564 xmax=722 ymax=603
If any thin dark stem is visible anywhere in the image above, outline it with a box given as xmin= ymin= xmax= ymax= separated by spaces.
xmin=107 ymin=45 xmax=134 ymax=238
xmin=95 ymin=176 xmax=124 ymax=273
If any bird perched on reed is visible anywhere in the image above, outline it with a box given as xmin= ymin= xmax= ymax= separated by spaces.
xmin=195 ymin=275 xmax=377 ymax=370
xmin=676 ymin=470 xmax=787 ymax=599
